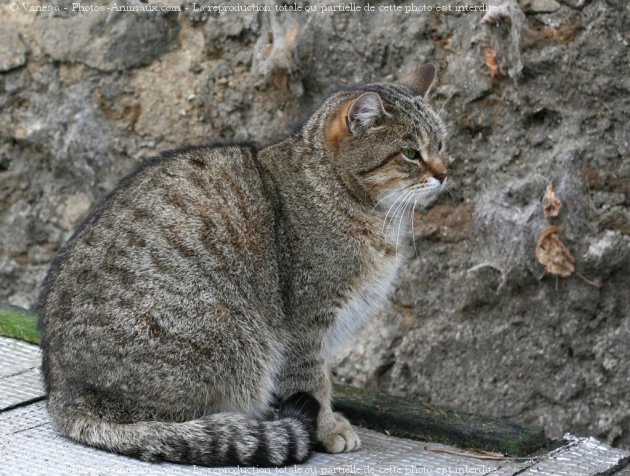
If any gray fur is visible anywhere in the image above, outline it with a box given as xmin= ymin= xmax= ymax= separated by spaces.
xmin=38 ymin=66 xmax=448 ymax=466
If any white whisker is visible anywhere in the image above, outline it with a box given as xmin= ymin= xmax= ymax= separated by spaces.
xmin=411 ymin=190 xmax=420 ymax=258
xmin=372 ymin=190 xmax=399 ymax=210
xmin=382 ymin=192 xmax=408 ymax=234
xmin=395 ymin=193 xmax=414 ymax=262
xmin=384 ymin=191 xmax=412 ymax=236
xmin=384 ymin=187 xmax=420 ymax=233
xmin=443 ymin=182 xmax=456 ymax=205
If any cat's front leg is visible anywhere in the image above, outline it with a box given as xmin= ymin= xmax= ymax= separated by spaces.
xmin=277 ymin=350 xmax=361 ymax=453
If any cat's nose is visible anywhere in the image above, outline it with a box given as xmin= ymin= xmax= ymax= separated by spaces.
xmin=434 ymin=172 xmax=447 ymax=184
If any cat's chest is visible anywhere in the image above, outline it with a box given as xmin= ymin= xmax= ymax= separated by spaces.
xmin=322 ymin=252 xmax=400 ymax=356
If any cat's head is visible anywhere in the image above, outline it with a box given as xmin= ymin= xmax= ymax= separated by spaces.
xmin=322 ymin=64 xmax=448 ymax=211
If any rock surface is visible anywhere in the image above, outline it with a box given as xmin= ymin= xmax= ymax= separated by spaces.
xmin=1 ymin=0 xmax=628 ymax=450
xmin=520 ymin=0 xmax=562 ymax=12
xmin=32 ymin=10 xmax=180 ymax=71
xmin=0 ymin=22 xmax=29 ymax=72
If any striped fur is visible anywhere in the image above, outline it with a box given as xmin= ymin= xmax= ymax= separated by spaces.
xmin=38 ymin=66 xmax=448 ymax=466
xmin=48 ymin=392 xmax=318 ymax=467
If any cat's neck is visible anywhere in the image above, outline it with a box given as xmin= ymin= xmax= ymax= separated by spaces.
xmin=257 ymin=138 xmax=413 ymax=252
xmin=258 ymin=137 xmax=372 ymax=212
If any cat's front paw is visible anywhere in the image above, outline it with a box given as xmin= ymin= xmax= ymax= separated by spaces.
xmin=317 ymin=412 xmax=361 ymax=453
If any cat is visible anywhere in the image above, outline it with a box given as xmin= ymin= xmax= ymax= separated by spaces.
xmin=37 ymin=64 xmax=448 ymax=467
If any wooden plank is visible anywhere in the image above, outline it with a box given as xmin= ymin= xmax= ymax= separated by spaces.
xmin=333 ymin=383 xmax=547 ymax=457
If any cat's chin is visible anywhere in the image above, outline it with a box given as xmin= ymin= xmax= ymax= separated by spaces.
xmin=415 ymin=191 xmax=440 ymax=208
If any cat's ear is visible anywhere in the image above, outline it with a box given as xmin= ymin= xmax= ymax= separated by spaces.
xmin=346 ymin=92 xmax=387 ymax=134
xmin=398 ymin=64 xmax=436 ymax=97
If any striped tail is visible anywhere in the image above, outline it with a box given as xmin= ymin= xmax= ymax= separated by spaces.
xmin=50 ymin=392 xmax=320 ymax=467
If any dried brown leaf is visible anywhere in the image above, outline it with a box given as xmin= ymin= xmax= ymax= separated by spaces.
xmin=543 ymin=183 xmax=562 ymax=219
xmin=535 ymin=226 xmax=575 ymax=277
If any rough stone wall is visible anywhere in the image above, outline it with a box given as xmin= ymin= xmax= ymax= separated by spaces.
xmin=1 ymin=0 xmax=628 ymax=449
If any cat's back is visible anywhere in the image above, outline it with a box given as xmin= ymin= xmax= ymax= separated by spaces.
xmin=38 ymin=144 xmax=280 ymax=345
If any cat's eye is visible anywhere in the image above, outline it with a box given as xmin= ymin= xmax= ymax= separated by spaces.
xmin=402 ymin=148 xmax=421 ymax=161
xmin=438 ymin=141 xmax=444 ymax=152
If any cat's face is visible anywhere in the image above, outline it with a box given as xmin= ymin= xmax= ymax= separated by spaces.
xmin=325 ymin=64 xmax=448 ymax=212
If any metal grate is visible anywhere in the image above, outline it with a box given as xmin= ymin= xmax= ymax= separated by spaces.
xmin=0 ymin=368 xmax=44 ymax=410
xmin=0 ymin=337 xmax=45 ymax=411
xmin=0 ymin=336 xmax=41 ymax=377
xmin=512 ymin=434 xmax=630 ymax=475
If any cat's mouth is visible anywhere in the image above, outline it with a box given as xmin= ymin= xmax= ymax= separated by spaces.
xmin=416 ymin=178 xmax=446 ymax=206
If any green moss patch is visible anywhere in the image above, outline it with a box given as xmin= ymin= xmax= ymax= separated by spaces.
xmin=0 ymin=308 xmax=40 ymax=345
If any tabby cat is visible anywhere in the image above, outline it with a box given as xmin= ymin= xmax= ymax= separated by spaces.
xmin=38 ymin=64 xmax=448 ymax=467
